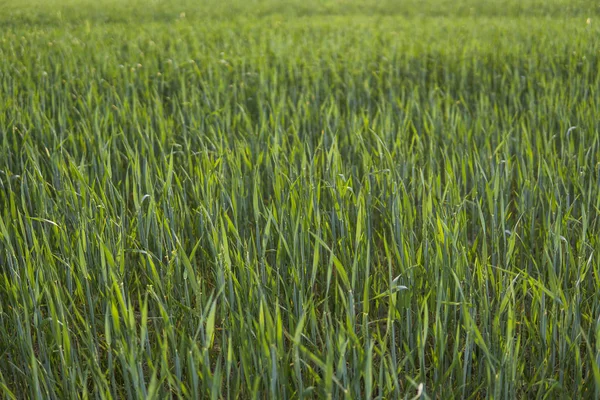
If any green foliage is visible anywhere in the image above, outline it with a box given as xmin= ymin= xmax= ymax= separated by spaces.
xmin=0 ymin=0 xmax=599 ymax=398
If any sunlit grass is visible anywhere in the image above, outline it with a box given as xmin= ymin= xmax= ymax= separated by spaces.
xmin=1 ymin=1 xmax=599 ymax=398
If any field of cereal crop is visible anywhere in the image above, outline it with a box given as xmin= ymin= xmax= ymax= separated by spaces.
xmin=1 ymin=0 xmax=600 ymax=398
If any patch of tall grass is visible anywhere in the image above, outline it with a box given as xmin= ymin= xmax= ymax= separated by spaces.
xmin=1 ymin=1 xmax=599 ymax=398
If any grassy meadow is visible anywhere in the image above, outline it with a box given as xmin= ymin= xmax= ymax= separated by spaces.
xmin=1 ymin=0 xmax=599 ymax=398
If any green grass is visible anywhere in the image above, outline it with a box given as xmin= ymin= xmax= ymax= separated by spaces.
xmin=1 ymin=0 xmax=599 ymax=398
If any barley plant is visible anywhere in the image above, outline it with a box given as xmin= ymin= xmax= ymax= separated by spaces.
xmin=1 ymin=0 xmax=599 ymax=398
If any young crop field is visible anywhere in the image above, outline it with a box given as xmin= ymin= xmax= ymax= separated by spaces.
xmin=1 ymin=0 xmax=599 ymax=398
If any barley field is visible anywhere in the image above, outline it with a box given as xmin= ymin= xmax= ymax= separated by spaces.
xmin=1 ymin=0 xmax=599 ymax=398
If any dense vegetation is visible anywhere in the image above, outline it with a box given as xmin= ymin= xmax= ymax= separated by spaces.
xmin=1 ymin=0 xmax=599 ymax=398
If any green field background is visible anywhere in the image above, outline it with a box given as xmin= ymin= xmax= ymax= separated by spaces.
xmin=1 ymin=1 xmax=599 ymax=398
